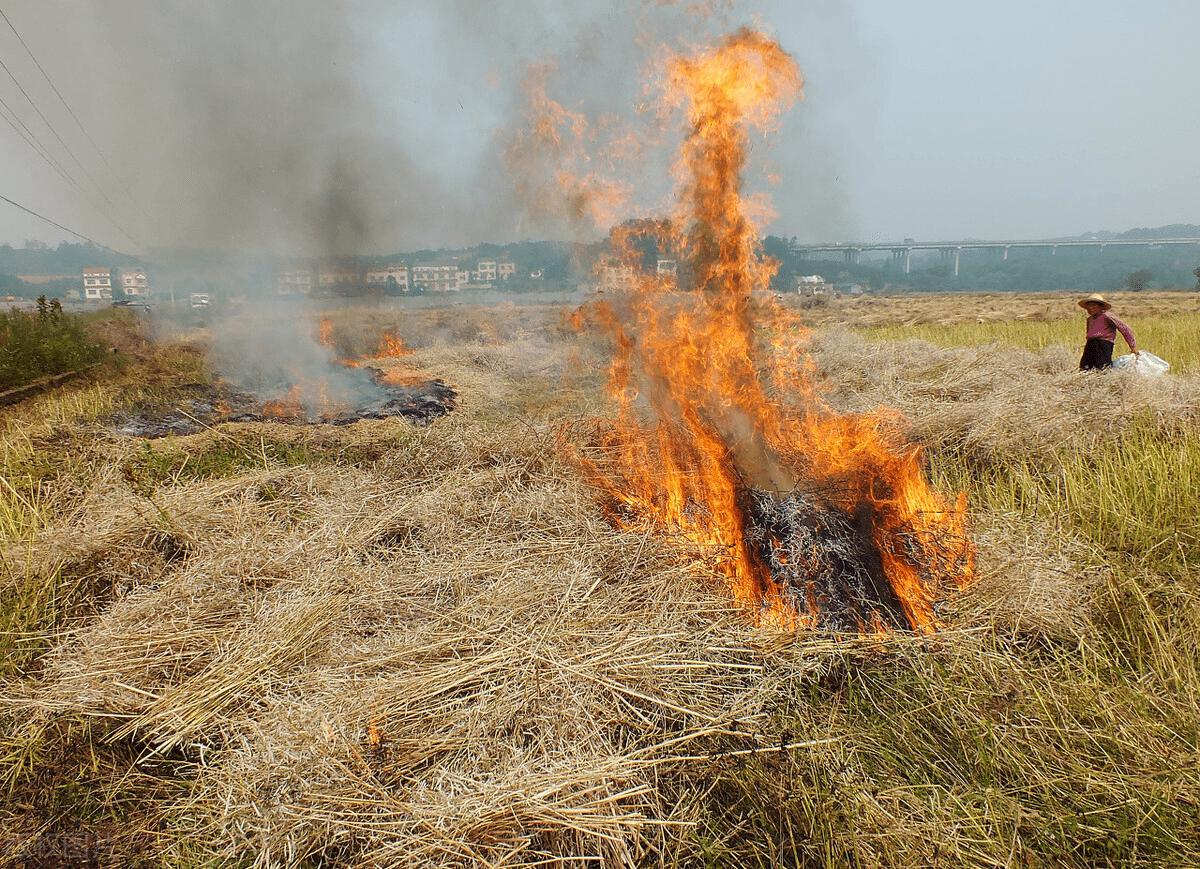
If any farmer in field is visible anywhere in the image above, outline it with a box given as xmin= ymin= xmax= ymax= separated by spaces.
xmin=1078 ymin=293 xmax=1138 ymax=371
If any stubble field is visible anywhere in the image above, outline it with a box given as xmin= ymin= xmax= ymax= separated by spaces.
xmin=1 ymin=290 xmax=1198 ymax=867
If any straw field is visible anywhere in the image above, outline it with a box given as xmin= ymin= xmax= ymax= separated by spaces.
xmin=1 ymin=295 xmax=1198 ymax=867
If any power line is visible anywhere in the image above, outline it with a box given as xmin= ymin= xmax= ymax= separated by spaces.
xmin=0 ymin=89 xmax=141 ymax=249
xmin=0 ymin=89 xmax=79 ymax=188
xmin=0 ymin=10 xmax=141 ymax=249
xmin=0 ymin=190 xmax=131 ymax=255
xmin=0 ymin=54 xmax=140 ymax=248
xmin=0 ymin=5 xmax=127 ymax=195
xmin=0 ymin=52 xmax=120 ymax=214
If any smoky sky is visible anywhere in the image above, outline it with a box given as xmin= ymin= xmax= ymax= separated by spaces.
xmin=0 ymin=0 xmax=1196 ymax=253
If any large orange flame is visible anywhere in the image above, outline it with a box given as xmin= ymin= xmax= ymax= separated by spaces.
xmin=573 ymin=29 xmax=973 ymax=632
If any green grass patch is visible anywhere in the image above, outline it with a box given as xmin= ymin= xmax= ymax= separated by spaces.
xmin=865 ymin=311 xmax=1200 ymax=373
xmin=0 ymin=300 xmax=108 ymax=390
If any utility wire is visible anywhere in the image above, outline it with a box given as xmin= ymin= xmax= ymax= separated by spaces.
xmin=0 ymin=8 xmax=141 ymax=248
xmin=0 ymin=55 xmax=139 ymax=248
xmin=0 ymin=5 xmax=128 ymax=197
xmin=0 ymin=97 xmax=141 ymax=250
xmin=0 ymin=89 xmax=80 ymax=190
xmin=0 ymin=91 xmax=141 ymax=249
xmin=0 ymin=190 xmax=131 ymax=255
xmin=0 ymin=52 xmax=120 ymax=213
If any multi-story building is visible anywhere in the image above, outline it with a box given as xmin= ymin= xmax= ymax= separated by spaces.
xmin=497 ymin=260 xmax=516 ymax=280
xmin=411 ymin=264 xmax=463 ymax=293
xmin=472 ymin=259 xmax=498 ymax=283
xmin=796 ymin=274 xmax=830 ymax=296
xmin=275 ymin=267 xmax=315 ymax=296
xmin=597 ymin=259 xmax=637 ymax=292
xmin=656 ymin=258 xmax=678 ymax=276
xmin=364 ymin=263 xmax=409 ymax=293
xmin=82 ymin=266 xmax=113 ymax=301
xmin=119 ymin=267 xmax=150 ymax=298
xmin=317 ymin=262 xmax=363 ymax=295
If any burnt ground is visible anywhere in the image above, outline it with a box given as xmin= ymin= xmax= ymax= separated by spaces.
xmin=113 ymin=375 xmax=456 ymax=438
xmin=745 ymin=490 xmax=911 ymax=631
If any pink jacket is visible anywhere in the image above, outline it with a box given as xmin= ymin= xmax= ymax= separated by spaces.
xmin=1086 ymin=311 xmax=1136 ymax=352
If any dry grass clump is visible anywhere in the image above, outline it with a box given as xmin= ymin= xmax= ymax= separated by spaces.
xmin=792 ymin=289 xmax=1200 ymax=328
xmin=10 ymin=394 xmax=865 ymax=865
xmin=808 ymin=328 xmax=1200 ymax=461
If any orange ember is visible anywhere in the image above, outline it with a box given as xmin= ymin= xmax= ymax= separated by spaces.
xmin=376 ymin=331 xmax=413 ymax=358
xmin=378 ymin=369 xmax=424 ymax=387
xmin=572 ymin=29 xmax=974 ymax=633
xmin=261 ymin=380 xmax=343 ymax=421
xmin=318 ymin=317 xmax=335 ymax=348
xmin=261 ymin=385 xmax=305 ymax=419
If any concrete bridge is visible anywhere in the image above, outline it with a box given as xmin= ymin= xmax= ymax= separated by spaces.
xmin=790 ymin=237 xmax=1200 ymax=276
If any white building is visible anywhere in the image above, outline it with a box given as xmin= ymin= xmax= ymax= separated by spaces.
xmin=276 ymin=268 xmax=315 ymax=296
xmin=472 ymin=259 xmax=498 ymax=283
xmin=497 ymin=260 xmax=516 ymax=280
xmin=656 ymin=258 xmax=677 ymax=276
xmin=82 ymin=266 xmax=113 ymax=301
xmin=364 ymin=263 xmax=409 ymax=293
xmin=796 ymin=274 xmax=831 ymax=296
xmin=597 ymin=259 xmax=637 ymax=292
xmin=119 ymin=268 xmax=149 ymax=298
xmin=411 ymin=264 xmax=463 ymax=292
xmin=317 ymin=263 xmax=362 ymax=293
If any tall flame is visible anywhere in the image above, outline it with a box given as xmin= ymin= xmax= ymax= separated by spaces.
xmin=573 ymin=30 xmax=973 ymax=632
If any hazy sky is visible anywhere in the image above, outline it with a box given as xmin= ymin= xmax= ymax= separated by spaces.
xmin=0 ymin=0 xmax=1196 ymax=252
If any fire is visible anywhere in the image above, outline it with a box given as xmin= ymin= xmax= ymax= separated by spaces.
xmin=261 ymin=380 xmax=341 ymax=421
xmin=376 ymin=330 xmax=412 ymax=358
xmin=318 ymin=317 xmax=335 ymax=348
xmin=262 ymin=385 xmax=304 ymax=419
xmin=571 ymin=30 xmax=974 ymax=633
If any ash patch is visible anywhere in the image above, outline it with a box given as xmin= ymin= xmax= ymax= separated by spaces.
xmin=745 ymin=491 xmax=908 ymax=632
xmin=113 ymin=378 xmax=456 ymax=439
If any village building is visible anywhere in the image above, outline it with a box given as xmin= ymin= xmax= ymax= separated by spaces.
xmin=82 ymin=266 xmax=113 ymax=301
xmin=472 ymin=259 xmax=498 ymax=283
xmin=497 ymin=260 xmax=516 ymax=280
xmin=275 ymin=267 xmax=315 ymax=296
xmin=119 ymin=268 xmax=150 ymax=298
xmin=597 ymin=259 xmax=637 ymax=292
xmin=795 ymin=274 xmax=831 ymax=296
xmin=317 ymin=262 xmax=363 ymax=295
xmin=364 ymin=263 xmax=410 ymax=293
xmin=656 ymin=258 xmax=678 ymax=276
xmin=411 ymin=264 xmax=463 ymax=293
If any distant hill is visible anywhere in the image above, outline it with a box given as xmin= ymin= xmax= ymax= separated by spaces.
xmin=1074 ymin=224 xmax=1200 ymax=242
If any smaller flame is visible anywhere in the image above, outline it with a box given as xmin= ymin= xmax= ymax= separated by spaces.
xmin=318 ymin=317 xmax=335 ymax=348
xmin=376 ymin=331 xmax=412 ymax=358
xmin=366 ymin=719 xmax=383 ymax=750
xmin=262 ymin=385 xmax=304 ymax=419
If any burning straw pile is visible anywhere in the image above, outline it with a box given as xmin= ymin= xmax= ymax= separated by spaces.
xmin=570 ymin=30 xmax=973 ymax=633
